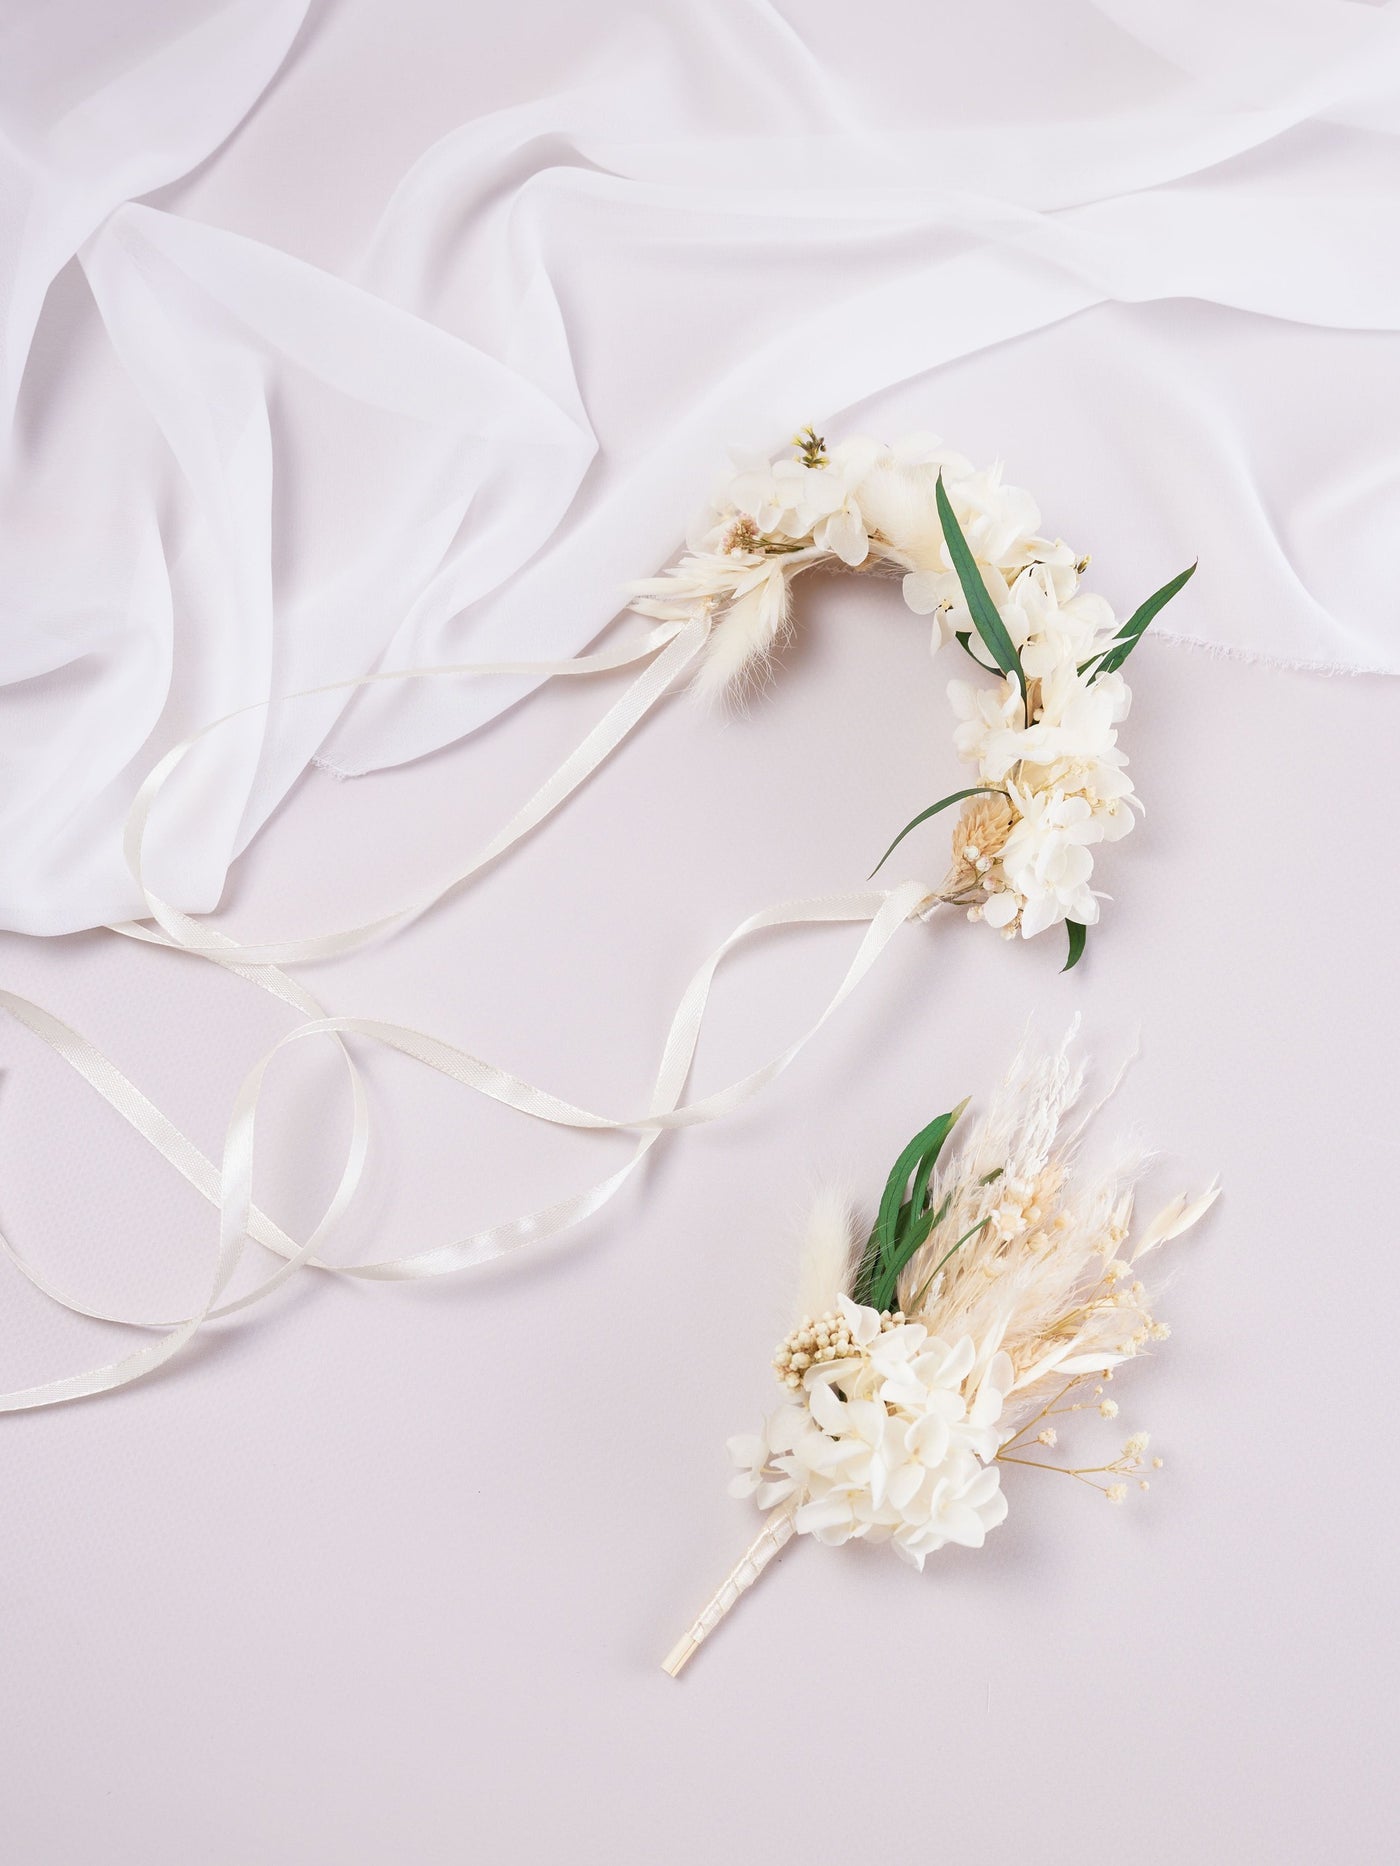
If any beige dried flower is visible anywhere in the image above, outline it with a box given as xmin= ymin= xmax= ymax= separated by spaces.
xmin=948 ymin=792 xmax=1013 ymax=886
xmin=771 ymin=1306 xmax=903 ymax=1389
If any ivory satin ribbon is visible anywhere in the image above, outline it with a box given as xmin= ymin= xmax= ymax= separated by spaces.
xmin=0 ymin=884 xmax=936 ymax=1409
xmin=112 ymin=612 xmax=711 ymax=965
xmin=0 ymin=611 xmax=941 ymax=1411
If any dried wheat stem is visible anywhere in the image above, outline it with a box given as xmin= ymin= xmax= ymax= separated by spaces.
xmin=661 ymin=1502 xmax=798 ymax=1678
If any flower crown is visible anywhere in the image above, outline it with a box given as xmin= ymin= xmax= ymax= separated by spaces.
xmin=662 ymin=1038 xmax=1218 ymax=1675
xmin=632 ymin=429 xmax=1194 ymax=968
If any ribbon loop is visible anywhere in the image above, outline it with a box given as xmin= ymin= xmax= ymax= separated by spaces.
xmin=0 ymin=889 xmax=939 ymax=1410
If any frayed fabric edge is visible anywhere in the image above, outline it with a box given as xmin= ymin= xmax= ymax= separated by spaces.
xmin=1151 ymin=629 xmax=1397 ymax=679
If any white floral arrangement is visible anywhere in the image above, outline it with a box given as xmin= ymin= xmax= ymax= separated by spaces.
xmin=631 ymin=430 xmax=1194 ymax=967
xmin=662 ymin=1037 xmax=1218 ymax=1675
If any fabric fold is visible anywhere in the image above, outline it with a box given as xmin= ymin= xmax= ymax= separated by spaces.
xmin=2 ymin=0 xmax=1397 ymax=934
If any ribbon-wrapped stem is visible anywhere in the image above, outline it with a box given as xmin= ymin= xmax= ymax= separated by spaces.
xmin=662 ymin=1502 xmax=798 ymax=1677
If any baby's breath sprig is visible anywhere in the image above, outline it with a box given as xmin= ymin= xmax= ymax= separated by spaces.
xmin=997 ymin=1376 xmax=1165 ymax=1499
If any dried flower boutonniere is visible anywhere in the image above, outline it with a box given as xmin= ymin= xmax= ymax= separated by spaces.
xmin=662 ymin=1037 xmax=1218 ymax=1675
xmin=631 ymin=431 xmax=1194 ymax=968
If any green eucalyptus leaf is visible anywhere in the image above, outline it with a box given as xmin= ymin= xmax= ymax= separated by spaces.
xmin=935 ymin=473 xmax=1027 ymax=703
xmin=1081 ymin=561 xmax=1197 ymax=680
xmin=1063 ymin=919 xmax=1087 ymax=971
xmin=870 ymin=786 xmax=1004 ymax=878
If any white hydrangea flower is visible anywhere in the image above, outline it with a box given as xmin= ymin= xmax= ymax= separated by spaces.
xmin=1033 ymin=661 xmax=1132 ymax=758
xmin=842 ymin=437 xmax=970 ymax=572
xmin=949 ymin=661 xmax=1135 ymax=789
xmin=726 ymin=1403 xmax=809 ymax=1510
xmin=721 ymin=453 xmax=871 ymax=564
xmin=1014 ymin=577 xmax=1116 ymax=681
xmin=945 ymin=647 xmax=1140 ymax=940
xmin=731 ymin=1295 xmax=1012 ymax=1570
xmin=998 ymin=787 xmax=1104 ymax=937
xmin=947 ymin=671 xmax=1033 ymax=780
xmin=905 ymin=560 xmax=1014 ymax=653
xmin=897 ymin=463 xmax=1046 ymax=648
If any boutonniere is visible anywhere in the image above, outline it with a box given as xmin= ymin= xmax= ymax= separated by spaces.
xmin=632 ymin=429 xmax=1194 ymax=968
xmin=663 ymin=1037 xmax=1217 ymax=1675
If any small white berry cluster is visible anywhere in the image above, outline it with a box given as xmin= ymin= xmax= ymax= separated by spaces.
xmin=772 ymin=1307 xmax=905 ymax=1389
xmin=964 ymin=861 xmax=1019 ymax=940
xmin=947 ymin=798 xmax=1020 ymax=938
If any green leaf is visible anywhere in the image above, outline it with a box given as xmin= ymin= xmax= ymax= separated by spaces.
xmin=870 ymin=787 xmax=1005 ymax=877
xmin=1063 ymin=919 xmax=1087 ymax=971
xmin=869 ymin=1114 xmax=951 ymax=1276
xmin=877 ymin=1188 xmax=951 ymax=1309
xmin=857 ymin=1101 xmax=969 ymax=1312
xmin=1081 ymin=561 xmax=1197 ymax=680
xmin=935 ymin=473 xmax=1027 ymax=704
xmin=908 ymin=1154 xmax=944 ymax=1243
xmin=883 ymin=1102 xmax=968 ymax=1252
xmin=873 ymin=1097 xmax=970 ymax=1306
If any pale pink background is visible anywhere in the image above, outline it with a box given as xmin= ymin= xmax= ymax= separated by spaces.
xmin=2 ymin=565 xmax=1396 ymax=1860
xmin=4 ymin=0 xmax=1400 ymax=1856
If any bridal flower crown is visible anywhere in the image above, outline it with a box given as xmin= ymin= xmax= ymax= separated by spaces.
xmin=632 ymin=427 xmax=1194 ymax=967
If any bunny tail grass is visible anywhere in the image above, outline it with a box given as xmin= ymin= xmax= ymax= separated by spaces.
xmin=661 ymin=1503 xmax=798 ymax=1677
xmin=795 ymin=1187 xmax=856 ymax=1322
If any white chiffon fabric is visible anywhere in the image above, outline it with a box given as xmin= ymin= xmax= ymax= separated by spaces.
xmin=2 ymin=0 xmax=1398 ymax=935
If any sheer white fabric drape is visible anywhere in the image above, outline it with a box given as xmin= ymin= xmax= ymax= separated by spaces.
xmin=2 ymin=0 xmax=1397 ymax=935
